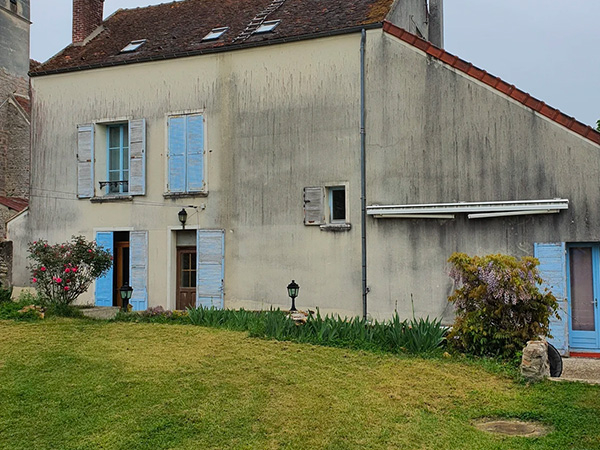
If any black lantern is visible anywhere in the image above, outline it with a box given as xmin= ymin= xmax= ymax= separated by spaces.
xmin=287 ymin=280 xmax=299 ymax=312
xmin=178 ymin=208 xmax=188 ymax=229
xmin=119 ymin=283 xmax=134 ymax=311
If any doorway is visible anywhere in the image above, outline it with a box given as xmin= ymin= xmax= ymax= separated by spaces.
xmin=113 ymin=231 xmax=130 ymax=307
xmin=176 ymin=247 xmax=197 ymax=310
xmin=568 ymin=245 xmax=600 ymax=350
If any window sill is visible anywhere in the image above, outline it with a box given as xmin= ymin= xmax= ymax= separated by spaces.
xmin=163 ymin=192 xmax=208 ymax=199
xmin=320 ymin=223 xmax=351 ymax=232
xmin=90 ymin=195 xmax=133 ymax=203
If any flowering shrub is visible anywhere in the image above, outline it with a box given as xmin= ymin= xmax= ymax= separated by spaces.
xmin=27 ymin=236 xmax=112 ymax=306
xmin=447 ymin=252 xmax=558 ymax=359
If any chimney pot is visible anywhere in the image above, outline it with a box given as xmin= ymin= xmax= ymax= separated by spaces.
xmin=73 ymin=0 xmax=105 ymax=44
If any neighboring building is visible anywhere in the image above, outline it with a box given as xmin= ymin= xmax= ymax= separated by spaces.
xmin=8 ymin=0 xmax=600 ymax=356
xmin=0 ymin=0 xmax=30 ymax=286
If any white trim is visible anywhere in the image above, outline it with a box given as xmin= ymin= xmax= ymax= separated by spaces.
xmin=367 ymin=199 xmax=568 ymax=219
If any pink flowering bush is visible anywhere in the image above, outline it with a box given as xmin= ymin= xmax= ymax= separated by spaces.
xmin=27 ymin=236 xmax=112 ymax=306
xmin=447 ymin=252 xmax=558 ymax=359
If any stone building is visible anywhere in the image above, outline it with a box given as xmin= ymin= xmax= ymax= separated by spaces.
xmin=0 ymin=0 xmax=30 ymax=285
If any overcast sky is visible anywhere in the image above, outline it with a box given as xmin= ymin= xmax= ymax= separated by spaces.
xmin=30 ymin=0 xmax=600 ymax=127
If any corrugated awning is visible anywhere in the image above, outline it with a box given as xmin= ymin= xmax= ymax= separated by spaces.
xmin=367 ymin=199 xmax=569 ymax=219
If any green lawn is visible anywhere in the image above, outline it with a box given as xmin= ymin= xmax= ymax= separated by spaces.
xmin=0 ymin=319 xmax=598 ymax=450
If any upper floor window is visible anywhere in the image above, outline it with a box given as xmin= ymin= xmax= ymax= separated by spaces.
xmin=107 ymin=124 xmax=129 ymax=194
xmin=167 ymin=113 xmax=205 ymax=194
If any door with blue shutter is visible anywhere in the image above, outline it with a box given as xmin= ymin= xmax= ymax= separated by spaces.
xmin=534 ymin=243 xmax=569 ymax=355
xmin=95 ymin=232 xmax=114 ymax=307
xmin=197 ymin=230 xmax=224 ymax=309
xmin=130 ymin=231 xmax=148 ymax=311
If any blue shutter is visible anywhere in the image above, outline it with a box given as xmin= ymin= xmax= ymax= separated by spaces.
xmin=130 ymin=231 xmax=148 ymax=311
xmin=77 ymin=124 xmax=94 ymax=198
xmin=186 ymin=114 xmax=204 ymax=192
xmin=168 ymin=116 xmax=186 ymax=193
xmin=128 ymin=119 xmax=146 ymax=195
xmin=95 ymin=232 xmax=113 ymax=307
xmin=535 ymin=242 xmax=568 ymax=355
xmin=197 ymin=230 xmax=224 ymax=309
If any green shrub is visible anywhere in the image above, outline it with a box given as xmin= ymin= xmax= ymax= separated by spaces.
xmin=27 ymin=236 xmax=112 ymax=307
xmin=0 ymin=300 xmax=44 ymax=321
xmin=447 ymin=252 xmax=558 ymax=359
xmin=0 ymin=282 xmax=12 ymax=304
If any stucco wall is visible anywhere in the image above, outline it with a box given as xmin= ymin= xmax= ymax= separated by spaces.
xmin=364 ymin=32 xmax=600 ymax=320
xmin=17 ymin=34 xmax=364 ymax=315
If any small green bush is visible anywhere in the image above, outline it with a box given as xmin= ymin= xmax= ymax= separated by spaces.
xmin=0 ymin=281 xmax=12 ymax=304
xmin=447 ymin=252 xmax=558 ymax=359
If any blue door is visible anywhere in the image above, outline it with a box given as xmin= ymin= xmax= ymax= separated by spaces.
xmin=568 ymin=245 xmax=600 ymax=350
xmin=196 ymin=230 xmax=224 ymax=309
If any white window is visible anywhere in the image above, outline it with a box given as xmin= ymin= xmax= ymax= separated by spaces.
xmin=255 ymin=20 xmax=280 ymax=34
xmin=120 ymin=39 xmax=147 ymax=53
xmin=303 ymin=185 xmax=350 ymax=230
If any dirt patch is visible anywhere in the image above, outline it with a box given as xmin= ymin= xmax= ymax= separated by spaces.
xmin=473 ymin=419 xmax=550 ymax=437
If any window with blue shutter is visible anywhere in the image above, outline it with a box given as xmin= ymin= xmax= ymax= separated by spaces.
xmin=95 ymin=232 xmax=114 ymax=307
xmin=168 ymin=113 xmax=205 ymax=193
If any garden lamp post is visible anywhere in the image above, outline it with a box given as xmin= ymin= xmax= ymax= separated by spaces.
xmin=287 ymin=280 xmax=299 ymax=312
xmin=178 ymin=208 xmax=188 ymax=229
xmin=119 ymin=283 xmax=133 ymax=311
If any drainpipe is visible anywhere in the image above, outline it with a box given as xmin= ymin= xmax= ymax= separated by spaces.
xmin=360 ymin=29 xmax=368 ymax=319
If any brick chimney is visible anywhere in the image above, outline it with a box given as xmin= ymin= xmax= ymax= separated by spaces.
xmin=72 ymin=0 xmax=105 ymax=44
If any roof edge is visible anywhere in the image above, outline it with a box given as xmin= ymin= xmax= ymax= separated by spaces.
xmin=382 ymin=20 xmax=600 ymax=147
xmin=30 ymin=23 xmax=383 ymax=77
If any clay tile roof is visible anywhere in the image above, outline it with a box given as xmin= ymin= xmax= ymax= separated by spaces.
xmin=382 ymin=21 xmax=600 ymax=147
xmin=32 ymin=0 xmax=394 ymax=75
xmin=0 ymin=197 xmax=28 ymax=212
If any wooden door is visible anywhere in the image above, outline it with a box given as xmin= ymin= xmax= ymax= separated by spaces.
xmin=177 ymin=247 xmax=197 ymax=310
xmin=113 ymin=241 xmax=130 ymax=308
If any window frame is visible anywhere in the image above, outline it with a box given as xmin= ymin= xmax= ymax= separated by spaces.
xmin=328 ymin=186 xmax=346 ymax=223
xmin=106 ymin=123 xmax=130 ymax=195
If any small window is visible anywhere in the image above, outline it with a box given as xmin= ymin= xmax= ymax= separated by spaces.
xmin=255 ymin=20 xmax=280 ymax=34
xmin=120 ymin=39 xmax=147 ymax=53
xmin=329 ymin=187 xmax=346 ymax=223
xmin=202 ymin=27 xmax=229 ymax=41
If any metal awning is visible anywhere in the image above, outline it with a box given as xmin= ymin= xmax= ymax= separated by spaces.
xmin=366 ymin=199 xmax=569 ymax=219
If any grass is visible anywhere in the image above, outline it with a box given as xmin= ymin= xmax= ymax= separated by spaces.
xmin=0 ymin=319 xmax=599 ymax=450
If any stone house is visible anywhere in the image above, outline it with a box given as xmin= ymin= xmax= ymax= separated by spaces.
xmin=8 ymin=0 xmax=600 ymax=356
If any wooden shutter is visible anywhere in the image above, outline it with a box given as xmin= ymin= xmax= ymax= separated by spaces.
xmin=130 ymin=230 xmax=148 ymax=311
xmin=94 ymin=231 xmax=113 ymax=307
xmin=197 ymin=229 xmax=224 ymax=309
xmin=303 ymin=186 xmax=324 ymax=225
xmin=186 ymin=114 xmax=204 ymax=192
xmin=77 ymin=124 xmax=94 ymax=198
xmin=128 ymin=119 xmax=146 ymax=195
xmin=534 ymin=242 xmax=568 ymax=355
xmin=168 ymin=116 xmax=186 ymax=193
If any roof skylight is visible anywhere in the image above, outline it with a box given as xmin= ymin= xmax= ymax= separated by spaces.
xmin=202 ymin=27 xmax=229 ymax=41
xmin=255 ymin=20 xmax=280 ymax=34
xmin=120 ymin=39 xmax=147 ymax=53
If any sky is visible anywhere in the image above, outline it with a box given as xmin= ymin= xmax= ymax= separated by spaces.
xmin=30 ymin=0 xmax=600 ymax=127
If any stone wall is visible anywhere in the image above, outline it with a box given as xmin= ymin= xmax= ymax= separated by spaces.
xmin=0 ymin=239 xmax=12 ymax=287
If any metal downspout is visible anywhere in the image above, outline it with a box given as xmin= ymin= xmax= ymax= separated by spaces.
xmin=360 ymin=29 xmax=368 ymax=319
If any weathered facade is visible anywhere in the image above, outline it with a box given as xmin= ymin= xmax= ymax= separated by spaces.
xmin=9 ymin=0 xmax=600 ymax=356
